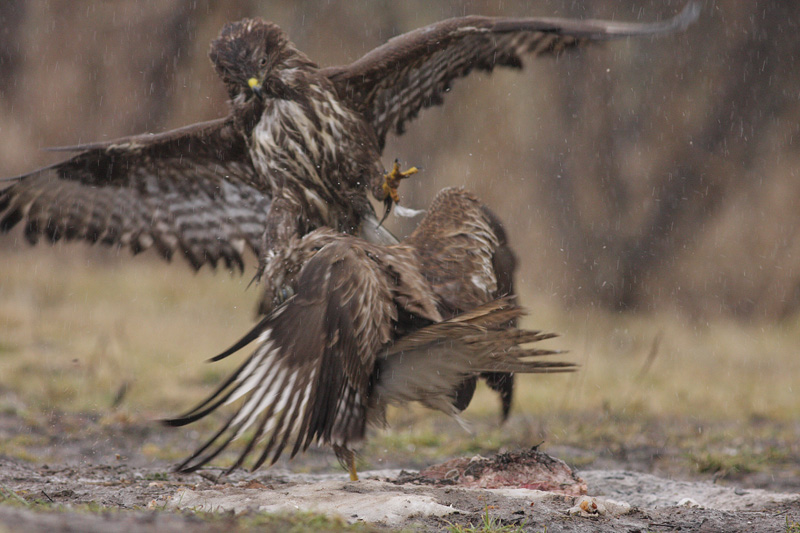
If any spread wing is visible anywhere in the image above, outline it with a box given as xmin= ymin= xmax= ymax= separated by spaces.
xmin=323 ymin=2 xmax=700 ymax=150
xmin=164 ymin=240 xmax=397 ymax=472
xmin=0 ymin=117 xmax=270 ymax=271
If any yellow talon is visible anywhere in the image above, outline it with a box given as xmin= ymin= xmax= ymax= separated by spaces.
xmin=348 ymin=457 xmax=359 ymax=482
xmin=382 ymin=159 xmax=419 ymax=204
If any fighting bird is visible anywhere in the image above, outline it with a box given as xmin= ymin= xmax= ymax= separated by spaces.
xmin=0 ymin=4 xmax=700 ymax=270
xmin=164 ymin=188 xmax=577 ymax=480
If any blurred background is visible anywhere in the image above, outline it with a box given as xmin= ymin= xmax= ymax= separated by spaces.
xmin=0 ymin=0 xmax=798 ymax=485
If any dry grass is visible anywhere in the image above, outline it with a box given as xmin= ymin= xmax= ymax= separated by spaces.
xmin=0 ymin=238 xmax=256 ymax=415
xmin=515 ymin=294 xmax=800 ymax=424
xmin=1 ymin=237 xmax=798 ymax=478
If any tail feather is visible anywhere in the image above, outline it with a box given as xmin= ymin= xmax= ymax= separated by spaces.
xmin=375 ymin=299 xmax=573 ymax=416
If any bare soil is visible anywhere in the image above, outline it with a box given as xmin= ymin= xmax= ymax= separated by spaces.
xmin=0 ymin=410 xmax=798 ymax=532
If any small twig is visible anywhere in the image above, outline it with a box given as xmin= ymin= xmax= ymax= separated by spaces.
xmin=636 ymin=331 xmax=663 ymax=381
xmin=111 ymin=381 xmax=130 ymax=409
xmin=41 ymin=490 xmax=54 ymax=503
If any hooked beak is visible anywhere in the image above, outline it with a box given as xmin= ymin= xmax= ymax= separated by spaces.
xmin=248 ymin=77 xmax=264 ymax=100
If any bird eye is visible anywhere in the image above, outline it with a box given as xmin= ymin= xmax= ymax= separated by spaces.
xmin=259 ymin=57 xmax=268 ymax=67
xmin=276 ymin=285 xmax=295 ymax=305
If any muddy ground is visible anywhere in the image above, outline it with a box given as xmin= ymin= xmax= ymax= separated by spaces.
xmin=0 ymin=410 xmax=798 ymax=532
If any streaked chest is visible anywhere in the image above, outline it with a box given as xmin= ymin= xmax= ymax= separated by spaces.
xmin=249 ymin=85 xmax=363 ymax=191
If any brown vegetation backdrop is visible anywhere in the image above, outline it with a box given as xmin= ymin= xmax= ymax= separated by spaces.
xmin=2 ymin=0 xmax=799 ymax=321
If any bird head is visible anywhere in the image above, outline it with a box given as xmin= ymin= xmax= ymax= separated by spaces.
xmin=209 ymin=18 xmax=312 ymax=103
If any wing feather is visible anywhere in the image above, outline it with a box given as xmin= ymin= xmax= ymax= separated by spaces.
xmin=164 ymin=240 xmax=396 ymax=472
xmin=324 ymin=3 xmax=700 ymax=150
xmin=375 ymin=299 xmax=575 ymax=416
xmin=404 ymin=187 xmax=501 ymax=312
xmin=0 ymin=117 xmax=270 ymax=272
xmin=402 ymin=187 xmax=521 ymax=418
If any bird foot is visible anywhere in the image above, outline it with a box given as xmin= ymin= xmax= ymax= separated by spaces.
xmin=348 ymin=460 xmax=359 ymax=482
xmin=382 ymin=159 xmax=419 ymax=204
xmin=334 ymin=444 xmax=360 ymax=481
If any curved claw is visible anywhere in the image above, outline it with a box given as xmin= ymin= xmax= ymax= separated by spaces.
xmin=378 ymin=197 xmax=392 ymax=226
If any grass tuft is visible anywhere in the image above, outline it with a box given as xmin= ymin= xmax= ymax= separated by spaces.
xmin=446 ymin=506 xmax=527 ymax=533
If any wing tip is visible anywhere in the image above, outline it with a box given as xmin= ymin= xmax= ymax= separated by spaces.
xmin=677 ymin=2 xmax=703 ymax=30
xmin=208 ymin=316 xmax=270 ymax=362
xmin=607 ymin=1 xmax=701 ymax=37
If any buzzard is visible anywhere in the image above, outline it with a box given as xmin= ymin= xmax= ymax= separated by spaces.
xmin=164 ymin=188 xmax=577 ymax=480
xmin=0 ymin=4 xmax=700 ymax=270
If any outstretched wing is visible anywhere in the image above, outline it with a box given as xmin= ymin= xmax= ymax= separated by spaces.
xmin=164 ymin=240 xmax=396 ymax=472
xmin=0 ymin=117 xmax=270 ymax=271
xmin=324 ymin=2 xmax=700 ymax=150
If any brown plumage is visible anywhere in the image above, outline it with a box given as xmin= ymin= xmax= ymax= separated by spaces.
xmin=0 ymin=4 xmax=699 ymax=269
xmin=164 ymin=188 xmax=576 ymax=478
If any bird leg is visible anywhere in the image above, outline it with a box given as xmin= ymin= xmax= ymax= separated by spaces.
xmin=347 ymin=457 xmax=359 ymax=482
xmin=380 ymin=159 xmax=419 ymax=224
xmin=333 ymin=444 xmax=359 ymax=481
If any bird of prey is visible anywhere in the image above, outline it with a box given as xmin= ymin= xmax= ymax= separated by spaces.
xmin=0 ymin=4 xmax=700 ymax=270
xmin=164 ymin=188 xmax=576 ymax=480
